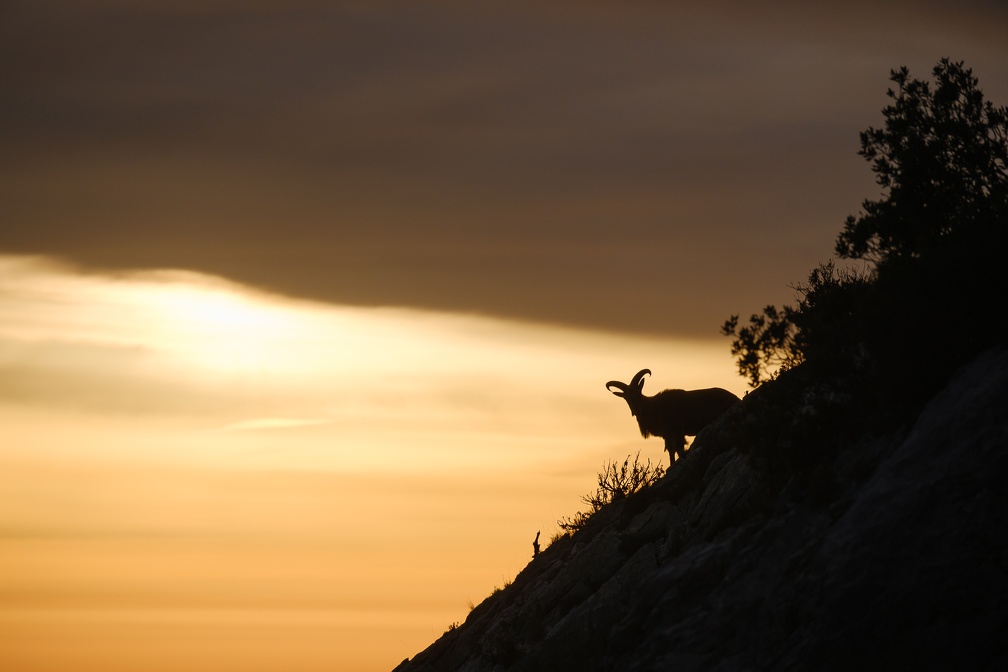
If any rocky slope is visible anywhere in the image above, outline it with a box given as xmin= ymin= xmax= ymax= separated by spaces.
xmin=395 ymin=344 xmax=1008 ymax=671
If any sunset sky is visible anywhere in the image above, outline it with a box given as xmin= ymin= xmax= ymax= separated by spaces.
xmin=3 ymin=1 xmax=1008 ymax=670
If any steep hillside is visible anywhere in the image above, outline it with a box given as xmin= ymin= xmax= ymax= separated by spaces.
xmin=395 ymin=343 xmax=1008 ymax=671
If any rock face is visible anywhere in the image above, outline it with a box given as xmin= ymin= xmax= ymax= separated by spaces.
xmin=395 ymin=345 xmax=1008 ymax=672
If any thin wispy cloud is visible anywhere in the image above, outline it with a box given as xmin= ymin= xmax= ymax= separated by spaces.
xmin=0 ymin=254 xmax=739 ymax=469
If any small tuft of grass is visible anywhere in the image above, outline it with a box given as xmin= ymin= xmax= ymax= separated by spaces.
xmin=547 ymin=529 xmax=571 ymax=547
xmin=489 ymin=574 xmax=514 ymax=598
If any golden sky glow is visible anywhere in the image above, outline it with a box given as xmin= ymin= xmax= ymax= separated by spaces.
xmin=0 ymin=255 xmax=742 ymax=670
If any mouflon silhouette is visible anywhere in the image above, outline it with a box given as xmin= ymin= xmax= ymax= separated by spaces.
xmin=606 ymin=369 xmax=740 ymax=463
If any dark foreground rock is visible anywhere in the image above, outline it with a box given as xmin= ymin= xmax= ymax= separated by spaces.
xmin=395 ymin=344 xmax=1008 ymax=672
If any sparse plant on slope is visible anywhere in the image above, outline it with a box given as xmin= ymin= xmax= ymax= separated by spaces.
xmin=557 ymin=452 xmax=665 ymax=534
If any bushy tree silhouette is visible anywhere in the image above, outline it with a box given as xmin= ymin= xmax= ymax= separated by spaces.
xmin=837 ymin=59 xmax=1008 ymax=267
xmin=725 ymin=59 xmax=1008 ymax=402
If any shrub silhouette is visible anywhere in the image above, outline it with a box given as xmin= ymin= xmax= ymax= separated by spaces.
xmin=557 ymin=452 xmax=665 ymax=534
xmin=722 ymin=262 xmax=873 ymax=387
xmin=725 ymin=59 xmax=1008 ymax=405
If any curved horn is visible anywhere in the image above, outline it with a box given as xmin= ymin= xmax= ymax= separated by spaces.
xmin=606 ymin=380 xmax=628 ymax=393
xmin=630 ymin=369 xmax=651 ymax=387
